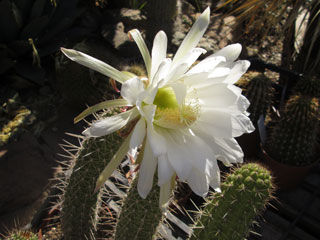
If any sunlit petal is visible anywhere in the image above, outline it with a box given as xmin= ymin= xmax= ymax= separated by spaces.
xmin=157 ymin=154 xmax=174 ymax=186
xmin=138 ymin=139 xmax=157 ymax=198
xmin=129 ymin=118 xmax=146 ymax=150
xmin=95 ymin=133 xmax=131 ymax=192
xmin=129 ymin=29 xmax=151 ymax=78
xmin=83 ymin=107 xmax=139 ymax=137
xmin=211 ymin=43 xmax=242 ymax=61
xmin=74 ymin=99 xmax=129 ymax=123
xmin=173 ymin=7 xmax=210 ymax=65
xmin=151 ymin=31 xmax=168 ymax=82
xmin=121 ymin=77 xmax=144 ymax=105
xmin=61 ymin=48 xmax=130 ymax=83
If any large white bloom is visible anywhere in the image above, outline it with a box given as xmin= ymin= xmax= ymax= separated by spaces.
xmin=61 ymin=7 xmax=254 ymax=206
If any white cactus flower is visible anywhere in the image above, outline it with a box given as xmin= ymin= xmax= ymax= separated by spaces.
xmin=61 ymin=7 xmax=254 ymax=207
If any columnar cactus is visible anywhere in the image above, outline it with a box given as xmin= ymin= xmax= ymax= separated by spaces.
xmin=265 ymin=95 xmax=319 ymax=166
xmin=237 ymin=72 xmax=274 ymax=124
xmin=190 ymin=163 xmax=273 ymax=240
xmin=60 ymin=129 xmax=123 ymax=239
xmin=294 ymin=75 xmax=320 ymax=98
xmin=114 ymin=176 xmax=163 ymax=240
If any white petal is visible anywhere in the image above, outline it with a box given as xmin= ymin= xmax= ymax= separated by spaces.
xmin=209 ymin=165 xmax=221 ymax=192
xmin=129 ymin=29 xmax=151 ymax=78
xmin=142 ymin=104 xmax=156 ymax=123
xmin=158 ymin=154 xmax=174 ymax=186
xmin=151 ymin=31 xmax=167 ymax=82
xmin=165 ymin=131 xmax=193 ymax=180
xmin=74 ymin=98 xmax=129 ymax=123
xmin=196 ymin=84 xmax=241 ymax=108
xmin=183 ymin=48 xmax=207 ymax=68
xmin=212 ymin=137 xmax=244 ymax=164
xmin=159 ymin=179 xmax=172 ymax=210
xmin=183 ymin=72 xmax=209 ymax=86
xmin=231 ymin=114 xmax=255 ymax=137
xmin=211 ymin=43 xmax=242 ymax=62
xmin=147 ymin=125 xmax=167 ymax=157
xmin=120 ymin=77 xmax=144 ymax=105
xmin=165 ymin=63 xmax=189 ymax=84
xmin=187 ymin=56 xmax=226 ymax=75
xmin=198 ymin=131 xmax=244 ymax=165
xmin=222 ymin=60 xmax=250 ymax=84
xmin=170 ymin=82 xmax=187 ymax=106
xmin=208 ymin=67 xmax=231 ymax=78
xmin=136 ymin=90 xmax=157 ymax=117
xmin=129 ymin=118 xmax=146 ymax=150
xmin=61 ymin=48 xmax=130 ymax=83
xmin=196 ymin=108 xmax=233 ymax=138
xmin=138 ymin=139 xmax=157 ymax=199
xmin=83 ymin=107 xmax=139 ymax=137
xmin=237 ymin=95 xmax=251 ymax=112
xmin=172 ymin=7 xmax=210 ymax=65
xmin=187 ymin=167 xmax=209 ymax=197
xmin=95 ymin=133 xmax=131 ymax=192
xmin=152 ymin=58 xmax=172 ymax=86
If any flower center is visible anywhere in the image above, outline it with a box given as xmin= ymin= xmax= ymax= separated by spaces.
xmin=153 ymin=87 xmax=198 ymax=129
xmin=153 ymin=87 xmax=179 ymax=109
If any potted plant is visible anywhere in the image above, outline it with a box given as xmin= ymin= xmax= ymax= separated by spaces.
xmin=236 ymin=72 xmax=274 ymax=158
xmin=261 ymin=94 xmax=319 ymax=190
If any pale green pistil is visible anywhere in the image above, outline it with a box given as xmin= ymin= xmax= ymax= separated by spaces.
xmin=153 ymin=87 xmax=179 ymax=109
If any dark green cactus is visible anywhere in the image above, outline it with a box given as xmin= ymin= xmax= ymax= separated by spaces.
xmin=60 ymin=130 xmax=123 ymax=240
xmin=114 ymin=176 xmax=163 ymax=240
xmin=190 ymin=163 xmax=273 ymax=240
xmin=265 ymin=95 xmax=319 ymax=166
xmin=237 ymin=72 xmax=274 ymax=124
xmin=294 ymin=75 xmax=320 ymax=98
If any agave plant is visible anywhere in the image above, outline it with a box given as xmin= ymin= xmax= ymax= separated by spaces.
xmin=0 ymin=0 xmax=84 ymax=85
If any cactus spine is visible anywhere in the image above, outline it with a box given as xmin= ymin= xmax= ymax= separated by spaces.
xmin=265 ymin=95 xmax=319 ymax=166
xmin=114 ymin=176 xmax=163 ymax=240
xmin=237 ymin=72 xmax=274 ymax=124
xmin=190 ymin=163 xmax=273 ymax=240
xmin=60 ymin=131 xmax=123 ymax=240
xmin=6 ymin=230 xmax=38 ymax=240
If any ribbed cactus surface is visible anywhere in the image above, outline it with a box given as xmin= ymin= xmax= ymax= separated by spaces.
xmin=237 ymin=72 xmax=274 ymax=124
xmin=61 ymin=131 xmax=123 ymax=240
xmin=190 ymin=163 xmax=273 ymax=240
xmin=295 ymin=75 xmax=320 ymax=98
xmin=114 ymin=176 xmax=163 ymax=240
xmin=266 ymin=95 xmax=319 ymax=166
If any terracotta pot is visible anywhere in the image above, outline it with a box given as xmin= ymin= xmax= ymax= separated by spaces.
xmin=259 ymin=147 xmax=315 ymax=190
xmin=236 ymin=129 xmax=261 ymax=159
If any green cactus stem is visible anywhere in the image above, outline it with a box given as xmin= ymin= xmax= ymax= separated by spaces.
xmin=60 ymin=130 xmax=123 ymax=240
xmin=294 ymin=75 xmax=320 ymax=98
xmin=265 ymin=95 xmax=319 ymax=166
xmin=190 ymin=163 xmax=273 ymax=240
xmin=114 ymin=175 xmax=164 ymax=240
xmin=237 ymin=72 xmax=274 ymax=124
